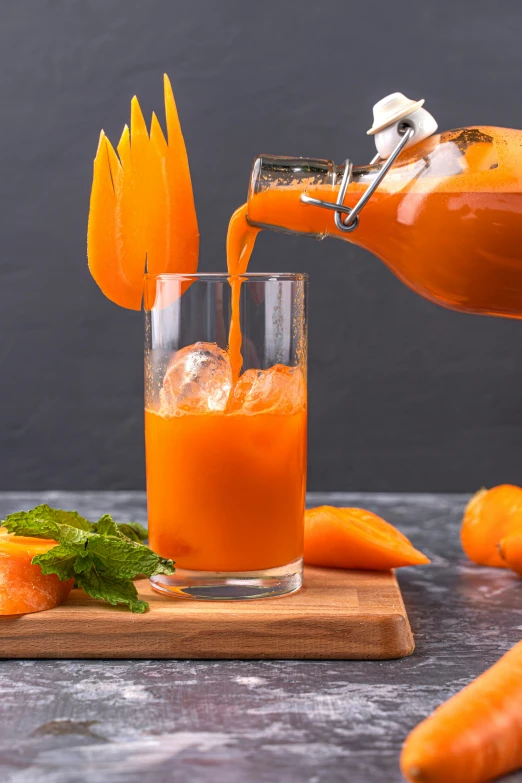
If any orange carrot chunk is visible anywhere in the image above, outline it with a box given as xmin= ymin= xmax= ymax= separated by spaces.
xmin=304 ymin=506 xmax=429 ymax=570
xmin=87 ymin=132 xmax=145 ymax=310
xmin=0 ymin=531 xmax=74 ymax=615
xmin=401 ymin=640 xmax=522 ymax=783
xmin=498 ymin=532 xmax=522 ymax=575
xmin=461 ymin=484 xmax=522 ymax=567
xmin=161 ymin=74 xmax=199 ymax=277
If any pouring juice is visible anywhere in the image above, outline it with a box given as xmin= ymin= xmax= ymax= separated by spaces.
xmin=88 ymin=81 xmax=522 ymax=600
xmin=144 ymin=193 xmax=307 ymax=590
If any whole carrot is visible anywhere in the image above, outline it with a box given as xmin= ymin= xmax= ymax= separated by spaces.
xmin=401 ymin=640 xmax=522 ymax=783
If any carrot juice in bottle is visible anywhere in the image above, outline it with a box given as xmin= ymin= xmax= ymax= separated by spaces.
xmin=234 ymin=94 xmax=522 ymax=319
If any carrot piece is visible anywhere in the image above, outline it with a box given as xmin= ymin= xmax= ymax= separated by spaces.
xmin=401 ymin=640 xmax=522 ymax=783
xmin=87 ymin=132 xmax=145 ymax=310
xmin=304 ymin=506 xmax=429 ymax=570
xmin=0 ymin=531 xmax=74 ymax=615
xmin=129 ymin=94 xmax=150 ymax=227
xmin=161 ymin=73 xmax=199 ymax=276
xmin=147 ymin=111 xmax=170 ymax=276
xmin=150 ymin=111 xmax=168 ymax=155
xmin=116 ymin=122 xmax=146 ymax=293
xmin=87 ymin=76 xmax=199 ymax=310
xmin=142 ymin=77 xmax=200 ymax=309
xmin=461 ymin=485 xmax=522 ymax=567
xmin=117 ymin=124 xmax=131 ymax=169
xmin=498 ymin=532 xmax=522 ymax=575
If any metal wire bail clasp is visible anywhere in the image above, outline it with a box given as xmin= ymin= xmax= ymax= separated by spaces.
xmin=300 ymin=126 xmax=414 ymax=232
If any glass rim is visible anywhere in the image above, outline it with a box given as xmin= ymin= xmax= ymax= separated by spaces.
xmin=145 ymin=272 xmax=309 ymax=282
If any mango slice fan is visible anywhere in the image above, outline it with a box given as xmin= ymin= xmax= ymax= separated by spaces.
xmin=87 ymin=74 xmax=199 ymax=310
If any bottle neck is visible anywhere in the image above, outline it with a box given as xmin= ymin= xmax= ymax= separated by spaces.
xmin=247 ymin=155 xmax=381 ymax=238
xmin=249 ymin=156 xmax=379 ymax=195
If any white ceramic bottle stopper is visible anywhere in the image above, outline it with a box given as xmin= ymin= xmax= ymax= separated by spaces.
xmin=367 ymin=92 xmax=438 ymax=160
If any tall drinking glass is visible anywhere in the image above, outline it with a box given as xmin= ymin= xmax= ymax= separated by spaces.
xmin=144 ymin=273 xmax=308 ymax=600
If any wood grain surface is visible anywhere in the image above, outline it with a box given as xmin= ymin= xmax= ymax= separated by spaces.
xmin=0 ymin=566 xmax=414 ymax=660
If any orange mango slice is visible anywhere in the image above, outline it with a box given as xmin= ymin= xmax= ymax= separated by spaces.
xmin=304 ymin=506 xmax=430 ymax=570
xmin=0 ymin=530 xmax=74 ymax=615
xmin=87 ymin=74 xmax=199 ymax=310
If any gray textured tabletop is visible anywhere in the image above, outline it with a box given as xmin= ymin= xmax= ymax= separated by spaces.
xmin=0 ymin=491 xmax=521 ymax=783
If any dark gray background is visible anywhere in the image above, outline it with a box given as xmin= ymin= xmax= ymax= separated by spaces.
xmin=1 ymin=0 xmax=521 ymax=491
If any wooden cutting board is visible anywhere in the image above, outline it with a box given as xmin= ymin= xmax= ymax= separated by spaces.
xmin=0 ymin=566 xmax=414 ymax=660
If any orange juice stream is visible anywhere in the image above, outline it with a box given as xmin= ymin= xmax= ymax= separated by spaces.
xmin=146 ymin=206 xmax=306 ymax=573
xmin=226 ymin=204 xmax=260 ymax=381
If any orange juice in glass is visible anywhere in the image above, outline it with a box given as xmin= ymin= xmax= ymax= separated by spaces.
xmin=145 ymin=273 xmax=307 ymax=599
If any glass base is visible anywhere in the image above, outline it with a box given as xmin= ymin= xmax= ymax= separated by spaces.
xmin=150 ymin=557 xmax=303 ymax=601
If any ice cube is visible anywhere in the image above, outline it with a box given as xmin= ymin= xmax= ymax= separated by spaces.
xmin=226 ymin=369 xmax=259 ymax=413
xmin=227 ymin=364 xmax=305 ymax=414
xmin=160 ymin=342 xmax=232 ymax=414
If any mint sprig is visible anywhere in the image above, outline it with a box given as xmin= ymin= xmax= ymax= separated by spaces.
xmin=2 ymin=504 xmax=174 ymax=613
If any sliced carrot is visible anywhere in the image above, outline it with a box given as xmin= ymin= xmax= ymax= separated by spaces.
xmin=150 ymin=111 xmax=168 ymax=156
xmin=142 ymin=78 xmax=200 ymax=309
xmin=116 ymin=122 xmax=146 ymax=298
xmin=87 ymin=75 xmax=199 ymax=310
xmin=0 ymin=530 xmax=74 ymax=615
xmin=304 ymin=506 xmax=429 ymax=570
xmin=401 ymin=640 xmax=522 ymax=783
xmin=147 ymin=111 xmax=170 ymax=277
xmin=498 ymin=532 xmax=522 ymax=575
xmin=116 ymin=123 xmax=131 ymax=169
xmin=461 ymin=484 xmax=522 ymax=567
xmin=130 ymin=95 xmax=149 ymax=180
xmin=87 ymin=132 xmax=145 ymax=310
xmin=161 ymin=73 xmax=199 ymax=277
xmin=128 ymin=95 xmax=151 ymax=275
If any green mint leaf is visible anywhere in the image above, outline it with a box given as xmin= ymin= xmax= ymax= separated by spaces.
xmin=91 ymin=516 xmax=148 ymax=544
xmin=85 ymin=535 xmax=174 ymax=580
xmin=3 ymin=504 xmax=174 ymax=613
xmin=4 ymin=505 xmax=93 ymax=534
xmin=32 ymin=545 xmax=77 ymax=582
xmin=74 ymin=552 xmax=95 ymax=574
xmin=93 ymin=514 xmax=123 ymax=539
xmin=75 ymin=568 xmax=148 ymax=614
xmin=115 ymin=522 xmax=148 ymax=543
xmin=3 ymin=507 xmax=91 ymax=545
xmin=37 ymin=506 xmax=93 ymax=532
xmin=92 ymin=514 xmax=149 ymax=544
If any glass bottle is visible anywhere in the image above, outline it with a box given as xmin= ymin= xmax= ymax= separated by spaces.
xmin=246 ymin=126 xmax=522 ymax=318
